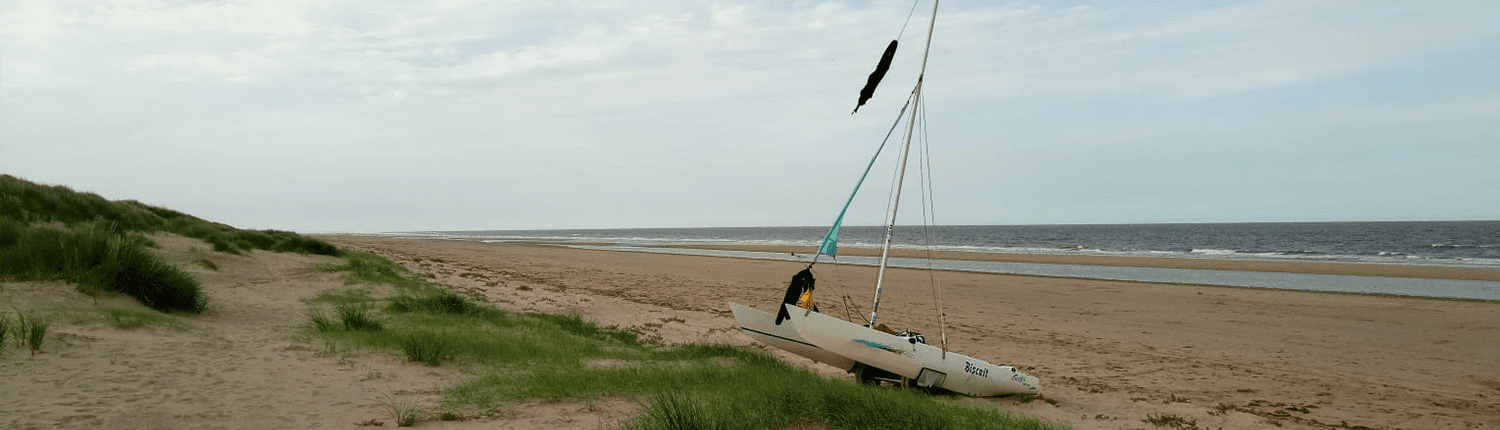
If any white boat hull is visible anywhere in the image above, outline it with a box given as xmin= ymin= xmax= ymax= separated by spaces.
xmin=729 ymin=302 xmax=856 ymax=371
xmin=780 ymin=304 xmax=1039 ymax=396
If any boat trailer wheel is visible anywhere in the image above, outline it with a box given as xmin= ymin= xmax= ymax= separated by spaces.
xmin=851 ymin=363 xmax=914 ymax=388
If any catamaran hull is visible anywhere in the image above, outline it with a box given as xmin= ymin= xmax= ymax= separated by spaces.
xmin=729 ymin=303 xmax=857 ymax=371
xmin=781 ymin=304 xmax=1039 ymax=396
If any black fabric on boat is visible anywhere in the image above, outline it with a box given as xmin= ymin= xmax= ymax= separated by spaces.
xmin=775 ymin=268 xmax=816 ymax=325
xmin=853 ymin=40 xmax=898 ymax=114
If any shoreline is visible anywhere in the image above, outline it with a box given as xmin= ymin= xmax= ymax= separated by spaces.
xmin=410 ymin=236 xmax=1500 ymax=281
xmin=664 ymin=244 xmax=1500 ymax=281
xmin=571 ymin=245 xmax=1500 ymax=302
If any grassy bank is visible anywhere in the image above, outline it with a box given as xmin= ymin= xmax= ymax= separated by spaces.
xmin=1 ymin=175 xmax=339 ymax=256
xmin=1 ymin=174 xmax=341 ymax=313
xmin=0 ymin=219 xmax=205 ymax=312
xmin=310 ymin=251 xmax=1067 ymax=430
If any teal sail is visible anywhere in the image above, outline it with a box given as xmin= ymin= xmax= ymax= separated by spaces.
xmin=818 ymin=183 xmax=863 ymax=258
xmin=816 ymin=98 xmax=911 ymax=260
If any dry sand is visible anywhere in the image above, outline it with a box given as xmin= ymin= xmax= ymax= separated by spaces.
xmin=4 ymin=233 xmax=1496 ymax=430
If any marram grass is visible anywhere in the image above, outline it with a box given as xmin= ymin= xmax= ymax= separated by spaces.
xmin=0 ymin=219 xmax=206 ymax=313
xmin=0 ymin=312 xmax=11 ymax=353
xmin=1 ymin=174 xmax=348 ymax=315
xmin=13 ymin=310 xmax=50 ymax=355
xmin=1 ymin=174 xmax=340 ymax=257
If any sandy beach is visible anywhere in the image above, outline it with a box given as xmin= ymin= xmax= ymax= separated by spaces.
xmin=4 ymin=233 xmax=1496 ymax=430
xmin=326 ymin=236 xmax=1499 ymax=430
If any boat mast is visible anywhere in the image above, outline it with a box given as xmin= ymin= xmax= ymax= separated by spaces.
xmin=870 ymin=0 xmax=939 ymax=327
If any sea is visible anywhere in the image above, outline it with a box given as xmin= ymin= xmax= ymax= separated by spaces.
xmin=406 ymin=221 xmax=1500 ymax=301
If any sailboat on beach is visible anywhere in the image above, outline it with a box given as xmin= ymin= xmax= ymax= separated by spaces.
xmin=728 ymin=1 xmax=1040 ymax=397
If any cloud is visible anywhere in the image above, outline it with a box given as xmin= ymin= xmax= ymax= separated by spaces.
xmin=935 ymin=1 xmax=1500 ymax=100
xmin=3 ymin=0 xmax=1497 ymax=231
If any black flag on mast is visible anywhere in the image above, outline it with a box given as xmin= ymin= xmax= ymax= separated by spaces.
xmin=853 ymin=40 xmax=898 ymax=114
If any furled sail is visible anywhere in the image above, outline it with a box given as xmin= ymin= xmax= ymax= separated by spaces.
xmin=775 ymin=268 xmax=816 ymax=325
xmin=853 ymin=40 xmax=898 ymax=114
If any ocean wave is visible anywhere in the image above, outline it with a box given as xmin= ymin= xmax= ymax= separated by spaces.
xmin=1189 ymin=248 xmax=1240 ymax=255
xmin=1427 ymin=243 xmax=1499 ymax=249
xmin=415 ymin=225 xmax=1500 ymax=269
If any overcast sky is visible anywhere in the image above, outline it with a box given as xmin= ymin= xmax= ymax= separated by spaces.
xmin=3 ymin=0 xmax=1497 ymax=233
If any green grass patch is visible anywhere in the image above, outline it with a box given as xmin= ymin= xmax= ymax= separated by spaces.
xmin=1144 ymin=413 xmax=1199 ymax=429
xmin=398 ymin=330 xmax=454 ymax=365
xmin=526 ymin=312 xmax=641 ymax=346
xmin=638 ymin=378 xmax=1056 ymax=430
xmin=387 ymin=290 xmax=488 ymax=316
xmin=0 ymin=219 xmax=207 ymax=313
xmin=302 ymin=251 xmax=1064 ymax=430
xmin=311 ymin=287 xmax=379 ymax=305
xmin=326 ymin=251 xmax=424 ymax=291
xmin=101 ymin=307 xmax=183 ymax=330
xmin=336 ymin=303 xmax=383 ymax=332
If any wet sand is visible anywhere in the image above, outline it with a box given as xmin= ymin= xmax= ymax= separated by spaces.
xmin=326 ymin=235 xmax=1500 ymax=430
xmin=673 ymin=244 xmax=1500 ymax=281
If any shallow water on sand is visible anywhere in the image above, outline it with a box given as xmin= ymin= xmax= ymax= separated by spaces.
xmin=422 ymin=221 xmax=1500 ymax=268
xmin=569 ymin=245 xmax=1500 ymax=301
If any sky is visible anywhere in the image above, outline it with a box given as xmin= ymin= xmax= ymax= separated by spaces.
xmin=2 ymin=0 xmax=1498 ymax=233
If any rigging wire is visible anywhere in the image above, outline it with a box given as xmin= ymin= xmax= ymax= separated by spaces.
xmin=812 ymin=91 xmax=916 ymax=265
xmin=869 ymin=0 xmax=939 ymax=328
xmin=829 ymin=264 xmax=860 ymax=323
xmin=896 ymin=0 xmax=923 ymax=40
xmin=916 ymin=91 xmax=950 ymax=355
xmin=827 ymin=91 xmax=917 ymax=321
xmin=879 ymin=93 xmax=919 ymax=227
xmin=873 ymin=87 xmax=922 ymax=327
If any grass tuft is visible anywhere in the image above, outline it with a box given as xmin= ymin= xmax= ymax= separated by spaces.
xmin=1144 ymin=413 xmax=1199 ymax=429
xmin=0 ymin=313 xmax=10 ymax=353
xmin=633 ymin=391 xmax=724 ymax=430
xmin=336 ymin=303 xmax=382 ymax=331
xmin=380 ymin=394 xmax=422 ymax=427
xmin=399 ymin=331 xmax=453 ymax=365
xmin=14 ymin=310 xmax=50 ymax=354
xmin=308 ymin=309 xmax=337 ymax=332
